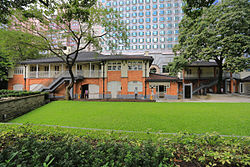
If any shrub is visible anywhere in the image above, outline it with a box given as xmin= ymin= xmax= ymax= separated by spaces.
xmin=0 ymin=125 xmax=249 ymax=167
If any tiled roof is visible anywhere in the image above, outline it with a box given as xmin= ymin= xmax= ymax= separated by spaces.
xmin=241 ymin=75 xmax=250 ymax=82
xmin=146 ymin=73 xmax=179 ymax=82
xmin=20 ymin=51 xmax=154 ymax=64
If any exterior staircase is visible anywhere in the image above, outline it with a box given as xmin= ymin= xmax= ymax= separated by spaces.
xmin=40 ymin=71 xmax=80 ymax=92
xmin=192 ymin=79 xmax=218 ymax=95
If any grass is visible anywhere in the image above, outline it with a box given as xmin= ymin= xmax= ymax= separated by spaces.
xmin=9 ymin=101 xmax=250 ymax=136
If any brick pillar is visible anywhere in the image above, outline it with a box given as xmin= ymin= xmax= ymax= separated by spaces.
xmin=230 ymin=72 xmax=234 ymax=93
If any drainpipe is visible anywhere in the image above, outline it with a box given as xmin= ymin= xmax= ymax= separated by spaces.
xmin=24 ymin=64 xmax=27 ymax=90
xmin=102 ymin=61 xmax=105 ymax=99
xmin=144 ymin=61 xmax=147 ymax=99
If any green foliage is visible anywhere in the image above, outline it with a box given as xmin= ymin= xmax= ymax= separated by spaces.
xmin=173 ymin=0 xmax=250 ymax=92
xmin=0 ymin=90 xmax=41 ymax=99
xmin=182 ymin=0 xmax=216 ymax=19
xmin=0 ymin=29 xmax=47 ymax=80
xmin=0 ymin=125 xmax=249 ymax=167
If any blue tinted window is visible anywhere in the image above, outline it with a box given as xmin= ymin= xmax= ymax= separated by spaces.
xmin=167 ymin=17 xmax=172 ymax=21
xmin=145 ymin=0 xmax=150 ymax=3
xmin=159 ymin=0 xmax=164 ymax=2
xmin=120 ymin=1 xmax=124 ymax=5
xmin=167 ymin=44 xmax=173 ymax=48
xmin=160 ymin=31 xmax=165 ymax=35
xmin=153 ymin=11 xmax=157 ymax=16
xmin=175 ymin=16 xmax=179 ymax=21
xmin=167 ymin=10 xmax=171 ymax=14
xmin=139 ymin=6 xmax=144 ymax=10
xmin=167 ymin=23 xmax=172 ymax=28
xmin=106 ymin=2 xmax=111 ymax=6
xmin=159 ymin=17 xmax=165 ymax=21
xmin=126 ymin=0 xmax=130 ymax=5
xmin=113 ymin=1 xmax=117 ymax=6
xmin=146 ymin=25 xmax=151 ymax=29
xmin=139 ymin=18 xmax=144 ymax=23
xmin=153 ymin=4 xmax=157 ymax=9
xmin=153 ymin=18 xmax=158 ymax=23
xmin=146 ymin=18 xmax=151 ymax=23
xmin=132 ymin=13 xmax=137 ymax=17
xmin=139 ymin=12 xmax=144 ymax=16
xmin=139 ymin=32 xmax=144 ymax=36
xmin=132 ymin=0 xmax=137 ymax=4
xmin=132 ymin=6 xmax=137 ymax=10
xmin=132 ymin=32 xmax=137 ymax=36
xmin=159 ymin=11 xmax=164 ymax=15
xmin=132 ymin=19 xmax=137 ymax=23
xmin=139 ymin=0 xmax=143 ymax=3
xmin=174 ymin=3 xmax=179 ymax=7
xmin=167 ymin=30 xmax=172 ymax=34
xmin=159 ymin=24 xmax=165 ymax=28
xmin=132 ymin=25 xmax=137 ymax=30
xmin=145 ymin=11 xmax=150 ymax=16
xmin=153 ymin=31 xmax=158 ymax=35
xmin=175 ymin=30 xmax=179 ymax=34
xmin=153 ymin=0 xmax=157 ymax=2
xmin=153 ymin=24 xmax=158 ymax=29
xmin=167 ymin=3 xmax=172 ymax=7
xmin=139 ymin=25 xmax=144 ymax=29
xmin=146 ymin=31 xmax=151 ymax=36
xmin=159 ymin=4 xmax=164 ymax=8
xmin=146 ymin=5 xmax=150 ymax=9
xmin=126 ymin=7 xmax=130 ymax=11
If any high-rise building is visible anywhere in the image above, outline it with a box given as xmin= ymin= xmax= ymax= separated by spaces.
xmin=101 ymin=0 xmax=185 ymax=74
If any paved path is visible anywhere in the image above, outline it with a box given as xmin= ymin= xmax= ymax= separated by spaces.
xmin=157 ymin=94 xmax=250 ymax=103
xmin=1 ymin=122 xmax=249 ymax=138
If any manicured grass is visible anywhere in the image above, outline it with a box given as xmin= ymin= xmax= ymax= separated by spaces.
xmin=10 ymin=101 xmax=250 ymax=136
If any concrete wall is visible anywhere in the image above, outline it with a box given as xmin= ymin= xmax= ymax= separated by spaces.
xmin=0 ymin=94 xmax=46 ymax=122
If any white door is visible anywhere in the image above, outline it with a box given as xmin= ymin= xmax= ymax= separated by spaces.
xmin=108 ymin=81 xmax=121 ymax=98
xmin=89 ymin=84 xmax=99 ymax=99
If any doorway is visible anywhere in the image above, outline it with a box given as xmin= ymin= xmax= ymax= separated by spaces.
xmin=183 ymin=84 xmax=192 ymax=99
xmin=81 ymin=84 xmax=88 ymax=99
xmin=158 ymin=85 xmax=166 ymax=98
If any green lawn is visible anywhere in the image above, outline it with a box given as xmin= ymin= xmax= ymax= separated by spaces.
xmin=10 ymin=101 xmax=250 ymax=136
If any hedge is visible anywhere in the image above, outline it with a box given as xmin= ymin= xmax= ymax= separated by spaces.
xmin=0 ymin=90 xmax=41 ymax=98
xmin=0 ymin=125 xmax=249 ymax=167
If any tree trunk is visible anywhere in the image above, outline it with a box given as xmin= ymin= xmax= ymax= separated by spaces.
xmin=64 ymin=65 xmax=75 ymax=100
xmin=217 ymin=62 xmax=223 ymax=94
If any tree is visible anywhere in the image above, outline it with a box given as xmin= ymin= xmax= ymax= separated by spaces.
xmin=0 ymin=0 xmax=50 ymax=24
xmin=0 ymin=29 xmax=47 ymax=81
xmin=182 ymin=0 xmax=216 ymax=19
xmin=12 ymin=0 xmax=127 ymax=100
xmin=172 ymin=0 xmax=250 ymax=93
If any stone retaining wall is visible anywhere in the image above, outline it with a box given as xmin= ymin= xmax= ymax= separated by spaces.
xmin=0 ymin=94 xmax=46 ymax=122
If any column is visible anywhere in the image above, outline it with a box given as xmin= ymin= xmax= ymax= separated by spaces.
xmin=89 ymin=62 xmax=92 ymax=77
xmin=75 ymin=63 xmax=77 ymax=75
xmin=49 ymin=64 xmax=51 ymax=78
xmin=36 ymin=64 xmax=38 ymax=78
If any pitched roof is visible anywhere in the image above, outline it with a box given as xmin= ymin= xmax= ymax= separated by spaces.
xmin=146 ymin=73 xmax=179 ymax=82
xmin=20 ymin=51 xmax=154 ymax=64
xmin=241 ymin=75 xmax=250 ymax=82
xmin=186 ymin=61 xmax=218 ymax=67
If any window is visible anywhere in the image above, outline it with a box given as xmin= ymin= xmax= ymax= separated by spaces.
xmin=145 ymin=5 xmax=150 ymax=10
xmin=126 ymin=7 xmax=130 ymax=11
xmin=153 ymin=31 xmax=158 ymax=36
xmin=132 ymin=6 xmax=137 ymax=10
xmin=139 ymin=45 xmax=144 ymax=49
xmin=167 ymin=30 xmax=172 ymax=34
xmin=132 ymin=0 xmax=137 ymax=4
xmin=159 ymin=17 xmax=165 ymax=22
xmin=166 ymin=10 xmax=171 ymax=14
xmin=146 ymin=18 xmax=151 ymax=23
xmin=153 ymin=24 xmax=158 ymax=29
xmin=139 ymin=12 xmax=144 ymax=17
xmin=54 ymin=66 xmax=59 ymax=71
xmin=146 ymin=45 xmax=151 ymax=49
xmin=132 ymin=38 xmax=137 ymax=43
xmin=186 ymin=69 xmax=192 ymax=74
xmin=153 ymin=37 xmax=158 ymax=42
xmin=150 ymin=68 xmax=157 ymax=73
xmin=167 ymin=37 xmax=173 ymax=41
xmin=113 ymin=1 xmax=117 ymax=6
xmin=175 ymin=30 xmax=179 ymax=34
xmin=160 ymin=24 xmax=165 ymax=29
xmin=152 ymin=4 xmax=157 ymax=9
xmin=128 ymin=61 xmax=143 ymax=71
xmin=132 ymin=19 xmax=137 ymax=23
xmin=160 ymin=44 xmax=165 ymax=48
xmin=167 ymin=17 xmax=172 ymax=21
xmin=139 ymin=0 xmax=143 ymax=3
xmin=160 ymin=31 xmax=165 ymax=35
xmin=145 ymin=0 xmax=150 ymax=3
xmin=139 ymin=18 xmax=144 ymax=23
xmin=44 ymin=66 xmax=49 ymax=71
xmin=146 ymin=31 xmax=151 ymax=36
xmin=108 ymin=62 xmax=121 ymax=71
xmin=128 ymin=81 xmax=143 ymax=92
xmin=153 ymin=11 xmax=157 ymax=16
xmin=174 ymin=3 xmax=179 ymax=7
xmin=120 ymin=1 xmax=124 ymax=5
xmin=152 ymin=18 xmax=158 ymax=23
xmin=162 ymin=65 xmax=169 ymax=73
xmin=77 ymin=65 xmax=82 ymax=71
xmin=159 ymin=4 xmax=164 ymax=9
xmin=139 ymin=38 xmax=144 ymax=43
xmin=146 ymin=25 xmax=151 ymax=29
xmin=153 ymin=44 xmax=158 ymax=49
xmin=160 ymin=37 xmax=165 ymax=42
xmin=166 ymin=3 xmax=172 ymax=7
xmin=139 ymin=5 xmax=144 ymax=10
xmin=139 ymin=25 xmax=144 ymax=29
xmin=167 ymin=44 xmax=173 ymax=48
xmin=139 ymin=32 xmax=144 ymax=36
xmin=145 ymin=11 xmax=151 ymax=16
xmin=146 ymin=38 xmax=151 ymax=42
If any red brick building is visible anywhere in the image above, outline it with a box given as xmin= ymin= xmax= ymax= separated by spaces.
xmin=8 ymin=52 xmax=179 ymax=99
